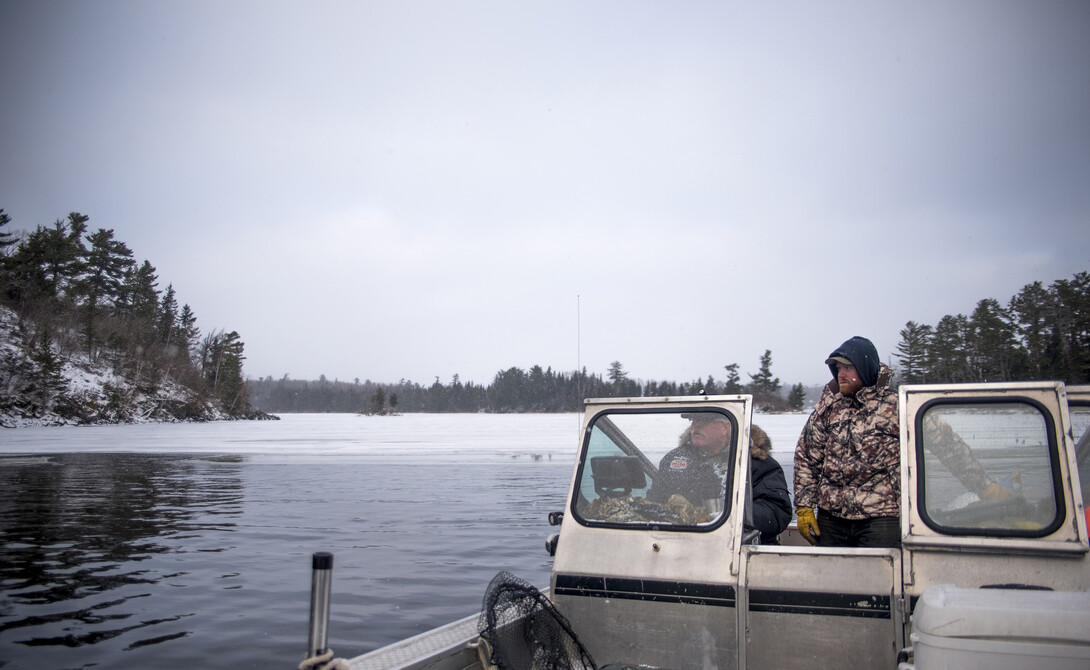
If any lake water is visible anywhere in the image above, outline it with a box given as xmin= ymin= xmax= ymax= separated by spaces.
xmin=0 ymin=412 xmax=805 ymax=669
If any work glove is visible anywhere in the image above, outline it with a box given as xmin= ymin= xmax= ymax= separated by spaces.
xmin=980 ymin=472 xmax=1021 ymax=503
xmin=980 ymin=481 xmax=1014 ymax=503
xmin=796 ymin=507 xmax=819 ymax=545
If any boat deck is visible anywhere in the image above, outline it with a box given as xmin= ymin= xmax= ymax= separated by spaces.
xmin=348 ymin=611 xmax=482 ymax=670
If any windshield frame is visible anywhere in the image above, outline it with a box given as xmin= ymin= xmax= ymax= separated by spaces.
xmin=570 ymin=405 xmax=740 ymax=533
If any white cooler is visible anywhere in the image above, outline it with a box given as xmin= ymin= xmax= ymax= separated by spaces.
xmin=901 ymin=584 xmax=1090 ymax=670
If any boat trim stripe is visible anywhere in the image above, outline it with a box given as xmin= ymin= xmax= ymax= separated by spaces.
xmin=748 ymin=589 xmax=892 ymax=619
xmin=554 ymin=575 xmax=891 ymax=619
xmin=553 ymin=574 xmax=736 ymax=608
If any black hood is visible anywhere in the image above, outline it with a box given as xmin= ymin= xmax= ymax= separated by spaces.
xmin=826 ymin=336 xmax=881 ymax=387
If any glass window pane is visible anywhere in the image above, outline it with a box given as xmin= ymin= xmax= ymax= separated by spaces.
xmin=574 ymin=410 xmax=735 ymax=528
xmin=920 ymin=402 xmax=1058 ymax=535
xmin=1069 ymin=404 xmax=1090 ymax=515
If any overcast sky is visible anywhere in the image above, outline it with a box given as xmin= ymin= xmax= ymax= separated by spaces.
xmin=2 ymin=1 xmax=1088 ymax=389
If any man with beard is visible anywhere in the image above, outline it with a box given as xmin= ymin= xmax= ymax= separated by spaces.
xmin=793 ymin=336 xmax=901 ymax=547
xmin=649 ymin=413 xmax=792 ymax=544
xmin=794 ymin=335 xmax=1015 ymax=547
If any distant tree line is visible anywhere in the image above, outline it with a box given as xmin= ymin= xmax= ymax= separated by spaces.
xmin=0 ymin=209 xmax=258 ymax=419
xmin=894 ymin=271 xmax=1090 ymax=384
xmin=249 ymin=350 xmax=813 ymax=414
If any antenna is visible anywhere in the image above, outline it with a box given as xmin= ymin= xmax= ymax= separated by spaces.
xmin=576 ymin=295 xmax=583 ymax=427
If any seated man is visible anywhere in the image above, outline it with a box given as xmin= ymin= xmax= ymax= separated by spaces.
xmin=648 ymin=414 xmax=792 ymax=544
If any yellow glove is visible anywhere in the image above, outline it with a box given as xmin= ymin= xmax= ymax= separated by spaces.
xmin=796 ymin=507 xmax=819 ymax=545
xmin=980 ymin=481 xmax=1015 ymax=503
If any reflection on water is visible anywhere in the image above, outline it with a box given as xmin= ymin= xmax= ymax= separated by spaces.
xmin=0 ymin=450 xmax=571 ymax=670
xmin=0 ymin=454 xmax=242 ymax=666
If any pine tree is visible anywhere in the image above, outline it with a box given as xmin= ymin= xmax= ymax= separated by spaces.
xmin=527 ymin=365 xmax=547 ymax=410
xmin=703 ymin=375 xmax=718 ymax=395
xmin=895 ymin=321 xmax=933 ymax=383
xmin=1009 ymin=281 xmax=1051 ymax=379
xmin=80 ymin=228 xmax=134 ymax=305
xmin=968 ymin=298 xmax=1018 ymax=382
xmin=74 ymin=228 xmax=134 ymax=357
xmin=201 ymin=330 xmax=248 ymax=415
xmin=119 ymin=260 xmax=160 ymax=345
xmin=3 ymin=215 xmax=86 ymax=309
xmin=1049 ymin=273 xmax=1090 ymax=382
xmin=722 ymin=363 xmax=743 ymax=393
xmin=0 ymin=209 xmax=16 ymax=253
xmin=491 ymin=367 xmax=527 ymax=411
xmin=787 ymin=383 xmax=806 ymax=410
xmin=369 ymin=387 xmax=387 ymax=415
xmin=26 ymin=329 xmax=66 ymax=411
xmin=1068 ymin=272 xmax=1090 ymax=382
xmin=748 ymin=350 xmax=781 ymax=396
xmin=178 ymin=304 xmax=200 ymax=360
xmin=607 ymin=360 xmax=628 ymax=384
xmin=2 ymin=227 xmax=52 ymax=306
xmin=158 ymin=284 xmax=179 ymax=346
xmin=48 ymin=213 xmax=90 ymax=300
xmin=930 ymin=315 xmax=970 ymax=382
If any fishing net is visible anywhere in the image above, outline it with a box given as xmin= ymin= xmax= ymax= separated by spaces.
xmin=477 ymin=571 xmax=597 ymax=670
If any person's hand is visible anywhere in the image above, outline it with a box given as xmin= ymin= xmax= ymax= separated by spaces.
xmin=796 ymin=507 xmax=819 ymax=545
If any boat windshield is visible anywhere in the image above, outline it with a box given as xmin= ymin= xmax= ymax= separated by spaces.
xmin=571 ymin=409 xmax=736 ymax=529
xmin=917 ymin=400 xmax=1065 ymax=537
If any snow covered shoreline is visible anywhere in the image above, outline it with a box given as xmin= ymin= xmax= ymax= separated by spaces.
xmin=0 ymin=305 xmax=252 ymax=428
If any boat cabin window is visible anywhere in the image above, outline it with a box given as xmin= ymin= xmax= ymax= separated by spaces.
xmin=916 ymin=400 xmax=1064 ymax=537
xmin=1069 ymin=402 xmax=1090 ymax=518
xmin=571 ymin=409 xmax=736 ymax=530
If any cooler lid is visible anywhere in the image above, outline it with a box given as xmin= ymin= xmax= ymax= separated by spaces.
xmin=913 ymin=584 xmax=1090 ymax=644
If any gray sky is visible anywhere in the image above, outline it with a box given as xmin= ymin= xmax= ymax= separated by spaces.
xmin=2 ymin=1 xmax=1088 ymax=388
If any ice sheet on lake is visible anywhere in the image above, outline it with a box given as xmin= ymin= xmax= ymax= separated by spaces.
xmin=0 ymin=412 xmax=810 ymax=466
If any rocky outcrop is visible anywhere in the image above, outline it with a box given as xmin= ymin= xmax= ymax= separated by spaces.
xmin=0 ymin=306 xmax=273 ymax=428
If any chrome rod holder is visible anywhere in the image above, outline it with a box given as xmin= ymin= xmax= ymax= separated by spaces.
xmin=306 ymin=552 xmax=335 ymax=659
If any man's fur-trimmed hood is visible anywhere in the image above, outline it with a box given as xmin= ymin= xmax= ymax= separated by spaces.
xmin=677 ymin=423 xmax=773 ymax=460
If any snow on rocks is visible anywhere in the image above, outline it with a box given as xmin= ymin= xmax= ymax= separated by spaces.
xmin=0 ymin=305 xmax=227 ymax=428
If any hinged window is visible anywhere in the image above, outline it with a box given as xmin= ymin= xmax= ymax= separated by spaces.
xmin=916 ymin=399 xmax=1064 ymax=537
xmin=572 ymin=409 xmax=737 ymax=530
xmin=1068 ymin=401 xmax=1090 ymax=518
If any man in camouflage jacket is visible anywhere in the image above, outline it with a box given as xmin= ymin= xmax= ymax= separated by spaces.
xmin=793 ymin=336 xmax=901 ymax=547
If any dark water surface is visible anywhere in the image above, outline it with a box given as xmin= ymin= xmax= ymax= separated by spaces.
xmin=0 ymin=452 xmax=569 ymax=669
xmin=0 ymin=413 xmax=805 ymax=669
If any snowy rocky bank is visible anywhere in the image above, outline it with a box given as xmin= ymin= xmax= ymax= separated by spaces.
xmin=0 ymin=306 xmax=271 ymax=428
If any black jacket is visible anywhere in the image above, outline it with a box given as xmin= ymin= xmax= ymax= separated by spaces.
xmin=648 ymin=424 xmax=792 ymax=544
xmin=750 ymin=450 xmax=792 ymax=544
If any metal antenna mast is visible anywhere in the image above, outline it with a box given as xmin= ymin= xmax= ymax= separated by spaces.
xmin=577 ymin=294 xmax=581 ymax=375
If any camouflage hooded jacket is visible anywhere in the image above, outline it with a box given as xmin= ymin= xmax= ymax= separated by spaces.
xmin=793 ymin=365 xmax=900 ymax=520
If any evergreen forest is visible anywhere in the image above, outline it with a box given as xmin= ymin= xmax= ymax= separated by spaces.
xmin=894 ymin=273 xmax=1090 ymax=385
xmin=0 ymin=210 xmax=261 ymax=422
xmin=247 ymin=352 xmax=799 ymax=415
